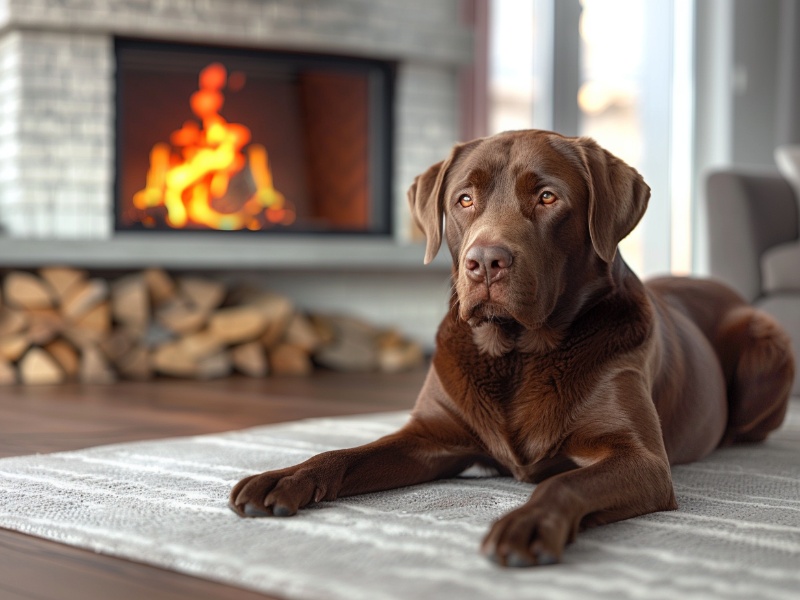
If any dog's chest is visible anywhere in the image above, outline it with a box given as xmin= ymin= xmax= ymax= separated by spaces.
xmin=464 ymin=352 xmax=575 ymax=480
xmin=434 ymin=316 xmax=603 ymax=480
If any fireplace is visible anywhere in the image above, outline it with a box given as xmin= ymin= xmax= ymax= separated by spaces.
xmin=115 ymin=39 xmax=394 ymax=235
xmin=0 ymin=0 xmax=471 ymax=347
xmin=0 ymin=0 xmax=470 ymax=246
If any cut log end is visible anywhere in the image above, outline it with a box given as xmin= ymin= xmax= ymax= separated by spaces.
xmin=19 ymin=348 xmax=65 ymax=385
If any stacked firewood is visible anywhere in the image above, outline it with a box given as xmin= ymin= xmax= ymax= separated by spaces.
xmin=0 ymin=268 xmax=423 ymax=385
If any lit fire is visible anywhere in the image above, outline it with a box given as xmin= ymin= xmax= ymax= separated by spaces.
xmin=133 ymin=63 xmax=295 ymax=230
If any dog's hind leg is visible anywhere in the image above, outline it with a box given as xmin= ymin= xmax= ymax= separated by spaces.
xmin=717 ymin=307 xmax=795 ymax=445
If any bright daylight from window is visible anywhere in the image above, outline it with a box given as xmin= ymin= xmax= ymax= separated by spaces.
xmin=488 ymin=0 xmax=693 ymax=277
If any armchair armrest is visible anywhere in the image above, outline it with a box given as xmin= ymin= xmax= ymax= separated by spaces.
xmin=706 ymin=169 xmax=798 ymax=302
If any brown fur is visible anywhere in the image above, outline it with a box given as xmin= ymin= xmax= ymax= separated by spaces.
xmin=230 ymin=130 xmax=794 ymax=567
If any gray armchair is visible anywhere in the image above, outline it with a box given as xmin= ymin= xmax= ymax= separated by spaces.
xmin=706 ymin=169 xmax=800 ymax=394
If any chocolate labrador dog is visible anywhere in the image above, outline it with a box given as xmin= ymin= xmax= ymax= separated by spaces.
xmin=230 ymin=130 xmax=794 ymax=567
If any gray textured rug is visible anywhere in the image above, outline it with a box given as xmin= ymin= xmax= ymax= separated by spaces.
xmin=1 ymin=402 xmax=799 ymax=600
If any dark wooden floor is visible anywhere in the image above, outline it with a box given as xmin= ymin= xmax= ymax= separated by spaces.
xmin=0 ymin=369 xmax=425 ymax=600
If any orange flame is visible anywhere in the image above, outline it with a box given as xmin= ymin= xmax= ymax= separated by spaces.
xmin=133 ymin=63 xmax=295 ymax=230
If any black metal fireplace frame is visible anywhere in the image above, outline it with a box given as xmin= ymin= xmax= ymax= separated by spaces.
xmin=113 ymin=37 xmax=396 ymax=237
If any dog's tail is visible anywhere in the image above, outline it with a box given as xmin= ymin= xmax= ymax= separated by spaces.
xmin=718 ymin=307 xmax=795 ymax=445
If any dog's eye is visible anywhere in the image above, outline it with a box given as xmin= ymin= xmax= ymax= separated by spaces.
xmin=539 ymin=191 xmax=557 ymax=205
xmin=458 ymin=194 xmax=474 ymax=208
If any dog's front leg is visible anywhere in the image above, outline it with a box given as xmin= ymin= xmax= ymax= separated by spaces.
xmin=482 ymin=375 xmax=678 ymax=567
xmin=229 ymin=422 xmax=478 ymax=518
xmin=481 ymin=450 xmax=677 ymax=566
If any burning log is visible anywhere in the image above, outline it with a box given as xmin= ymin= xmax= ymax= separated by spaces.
xmin=130 ymin=62 xmax=296 ymax=232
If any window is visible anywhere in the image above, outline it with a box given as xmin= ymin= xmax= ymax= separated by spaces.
xmin=487 ymin=0 xmax=694 ymax=276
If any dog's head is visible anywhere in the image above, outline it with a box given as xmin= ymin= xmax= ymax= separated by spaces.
xmin=408 ymin=130 xmax=649 ymax=354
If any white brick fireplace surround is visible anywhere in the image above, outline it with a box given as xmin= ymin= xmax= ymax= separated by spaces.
xmin=0 ymin=0 xmax=473 ymax=345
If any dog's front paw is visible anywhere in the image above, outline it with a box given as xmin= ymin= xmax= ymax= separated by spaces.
xmin=481 ymin=505 xmax=575 ymax=567
xmin=229 ymin=467 xmax=330 ymax=518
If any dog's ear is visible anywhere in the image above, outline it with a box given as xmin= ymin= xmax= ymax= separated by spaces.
xmin=407 ymin=142 xmax=473 ymax=265
xmin=577 ymin=137 xmax=650 ymax=263
xmin=407 ymin=160 xmax=447 ymax=264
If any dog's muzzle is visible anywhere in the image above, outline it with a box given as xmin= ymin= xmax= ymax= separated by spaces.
xmin=464 ymin=244 xmax=513 ymax=287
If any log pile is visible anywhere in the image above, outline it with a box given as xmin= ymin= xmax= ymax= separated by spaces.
xmin=0 ymin=268 xmax=424 ymax=385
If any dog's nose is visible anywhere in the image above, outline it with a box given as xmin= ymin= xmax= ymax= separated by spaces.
xmin=465 ymin=244 xmax=513 ymax=284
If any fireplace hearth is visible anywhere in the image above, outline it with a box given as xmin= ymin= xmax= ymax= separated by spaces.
xmin=116 ymin=40 xmax=393 ymax=235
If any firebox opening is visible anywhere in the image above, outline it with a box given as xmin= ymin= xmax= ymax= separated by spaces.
xmin=115 ymin=39 xmax=394 ymax=235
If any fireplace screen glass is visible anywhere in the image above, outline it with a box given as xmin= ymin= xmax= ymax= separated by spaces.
xmin=115 ymin=40 xmax=393 ymax=233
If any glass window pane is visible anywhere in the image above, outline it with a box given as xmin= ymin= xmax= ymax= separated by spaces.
xmin=578 ymin=0 xmax=649 ymax=274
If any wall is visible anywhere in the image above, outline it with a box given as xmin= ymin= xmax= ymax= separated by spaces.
xmin=694 ymin=0 xmax=800 ymax=171
xmin=0 ymin=31 xmax=113 ymax=237
xmin=775 ymin=0 xmax=800 ymax=147
xmin=729 ymin=0 xmax=782 ymax=168
xmin=692 ymin=0 xmax=799 ymax=273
